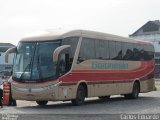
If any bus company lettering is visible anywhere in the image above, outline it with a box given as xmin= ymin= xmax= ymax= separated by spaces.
xmin=92 ymin=61 xmax=128 ymax=70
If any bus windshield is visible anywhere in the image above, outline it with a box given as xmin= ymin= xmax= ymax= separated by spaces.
xmin=13 ymin=40 xmax=61 ymax=82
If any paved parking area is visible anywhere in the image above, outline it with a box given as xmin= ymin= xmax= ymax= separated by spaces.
xmin=1 ymin=91 xmax=160 ymax=114
xmin=0 ymin=91 xmax=160 ymax=120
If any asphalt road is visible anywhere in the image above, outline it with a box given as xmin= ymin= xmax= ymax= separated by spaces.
xmin=0 ymin=91 xmax=160 ymax=120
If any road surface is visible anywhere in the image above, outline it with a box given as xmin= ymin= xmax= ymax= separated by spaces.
xmin=0 ymin=91 xmax=160 ymax=120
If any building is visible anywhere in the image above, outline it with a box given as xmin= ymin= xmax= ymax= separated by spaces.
xmin=0 ymin=43 xmax=15 ymax=72
xmin=130 ymin=20 xmax=160 ymax=77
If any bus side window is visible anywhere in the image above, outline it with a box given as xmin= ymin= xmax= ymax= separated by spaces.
xmin=62 ymin=37 xmax=79 ymax=66
xmin=114 ymin=41 xmax=122 ymax=60
xmin=108 ymin=41 xmax=116 ymax=60
xmin=78 ymin=38 xmax=95 ymax=63
xmin=95 ymin=40 xmax=109 ymax=60
xmin=122 ymin=43 xmax=133 ymax=60
xmin=143 ymin=44 xmax=154 ymax=60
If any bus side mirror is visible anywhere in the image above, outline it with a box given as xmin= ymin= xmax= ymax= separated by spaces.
xmin=53 ymin=45 xmax=71 ymax=62
xmin=5 ymin=47 xmax=16 ymax=63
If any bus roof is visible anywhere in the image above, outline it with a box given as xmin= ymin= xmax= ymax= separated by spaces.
xmin=20 ymin=29 xmax=152 ymax=45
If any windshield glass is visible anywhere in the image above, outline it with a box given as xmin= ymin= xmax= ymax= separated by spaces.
xmin=13 ymin=40 xmax=61 ymax=82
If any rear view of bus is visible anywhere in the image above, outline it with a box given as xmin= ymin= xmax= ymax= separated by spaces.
xmin=5 ymin=30 xmax=156 ymax=106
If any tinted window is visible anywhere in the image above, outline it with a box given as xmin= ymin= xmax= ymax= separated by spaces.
xmin=122 ymin=43 xmax=133 ymax=60
xmin=62 ymin=37 xmax=79 ymax=60
xmin=122 ymin=43 xmax=154 ymax=61
xmin=60 ymin=37 xmax=79 ymax=73
xmin=78 ymin=38 xmax=95 ymax=63
xmin=132 ymin=44 xmax=142 ymax=60
xmin=114 ymin=42 xmax=122 ymax=60
xmin=143 ymin=44 xmax=154 ymax=60
xmin=0 ymin=47 xmax=11 ymax=52
xmin=109 ymin=41 xmax=116 ymax=59
xmin=95 ymin=40 xmax=109 ymax=60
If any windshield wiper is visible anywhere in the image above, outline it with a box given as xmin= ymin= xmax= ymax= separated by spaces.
xmin=19 ymin=58 xmax=33 ymax=80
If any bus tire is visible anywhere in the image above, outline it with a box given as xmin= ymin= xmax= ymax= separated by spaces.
xmin=124 ymin=82 xmax=140 ymax=99
xmin=36 ymin=101 xmax=48 ymax=106
xmin=71 ymin=85 xmax=85 ymax=106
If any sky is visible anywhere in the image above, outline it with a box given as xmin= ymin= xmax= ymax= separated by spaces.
xmin=0 ymin=0 xmax=160 ymax=45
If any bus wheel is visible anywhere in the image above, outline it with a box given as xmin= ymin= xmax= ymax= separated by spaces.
xmin=36 ymin=101 xmax=48 ymax=106
xmin=99 ymin=96 xmax=110 ymax=100
xmin=72 ymin=85 xmax=85 ymax=106
xmin=124 ymin=82 xmax=140 ymax=99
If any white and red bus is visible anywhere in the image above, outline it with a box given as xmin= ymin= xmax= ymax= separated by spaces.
xmin=5 ymin=30 xmax=156 ymax=106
